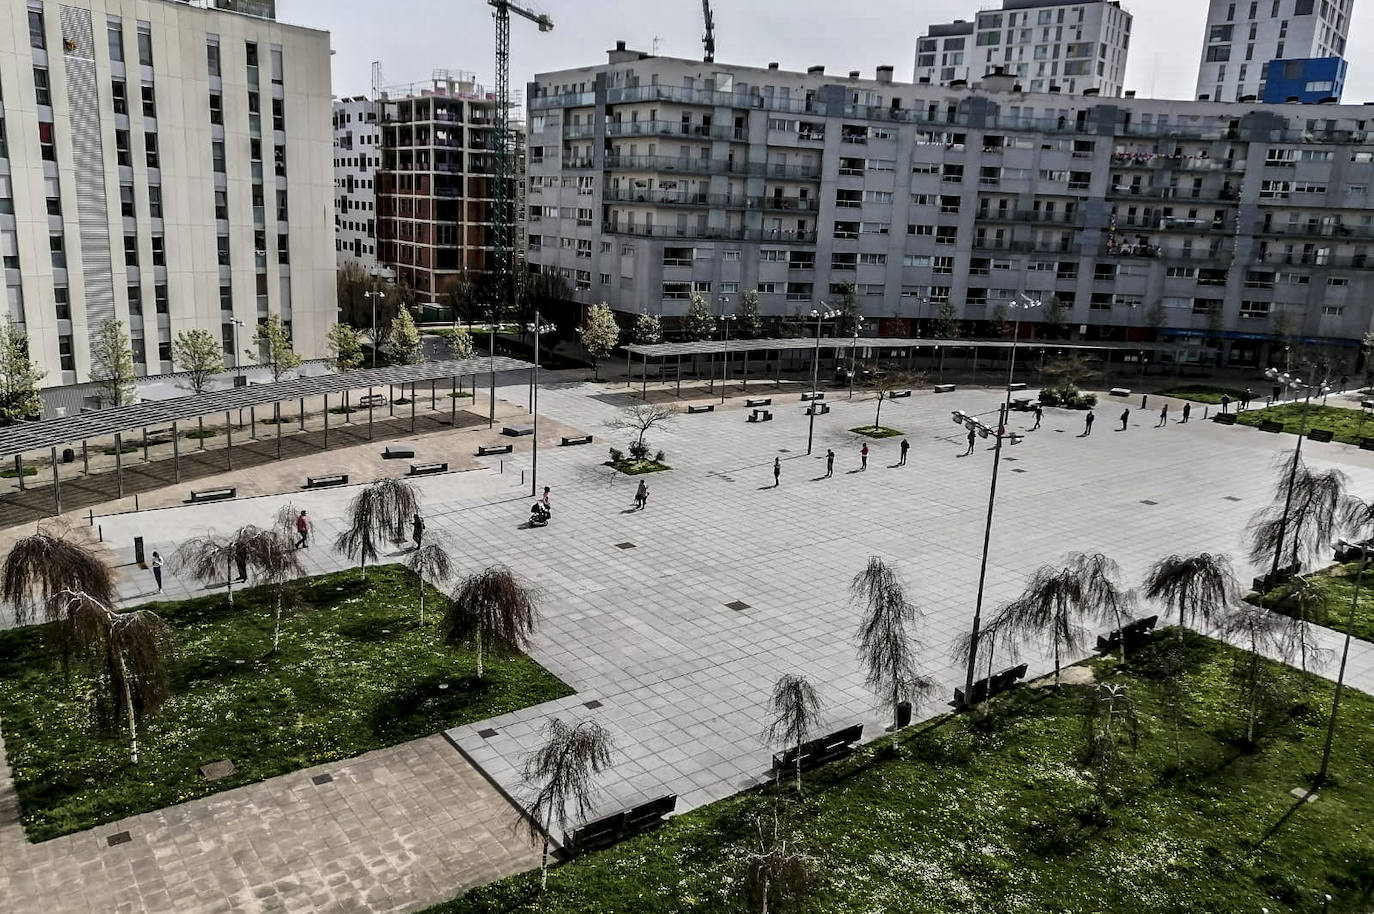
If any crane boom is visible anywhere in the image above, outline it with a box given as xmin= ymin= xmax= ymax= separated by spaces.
xmin=701 ymin=0 xmax=715 ymax=63
xmin=489 ymin=0 xmax=552 ymax=31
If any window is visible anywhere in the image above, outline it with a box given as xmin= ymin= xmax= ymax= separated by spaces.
xmin=599 ymin=273 xmax=611 ymax=284
xmin=209 ymin=93 xmax=223 ymax=125
xmin=144 ymin=132 xmax=158 ymax=168
xmin=154 ymin=283 xmax=168 ymax=314
xmin=115 ymin=128 xmax=131 ymax=166
xmin=29 ymin=10 xmax=45 ymax=50
xmin=663 ymin=247 xmax=692 ymax=266
xmin=272 ymin=98 xmax=285 ymax=132
xmin=911 ymin=193 xmax=934 ymax=206
xmin=1239 ymin=301 xmax=1271 ymax=318
xmin=863 ymin=190 xmax=893 ymax=204
xmin=120 ymin=184 xmax=135 ymax=218
xmin=932 ymin=256 xmax=954 ymax=274
xmin=1206 ymin=45 xmax=1230 ymax=62
xmin=908 ymin=224 xmax=933 ymax=236
xmin=246 ymin=41 xmax=259 ymax=69
xmin=112 ymin=79 xmax=128 ymax=115
xmin=859 ymin=253 xmax=887 ymax=265
xmin=137 ymin=25 xmax=153 ymax=67
xmin=861 ymin=222 xmax=890 ymax=235
xmin=759 ymin=249 xmax=787 ymax=262
xmin=212 ymin=140 xmax=225 ymax=173
xmin=108 ymin=22 xmax=124 ymax=62
xmin=214 ymin=189 xmax=228 ymax=221
xmin=217 ymin=235 xmax=230 ymax=266
xmin=49 ymin=234 xmax=65 ymax=269
xmin=662 ymin=282 xmax=690 ymax=299
xmin=692 ymin=281 xmax=711 ymax=294
xmin=836 ymin=189 xmax=862 ymax=208
xmin=54 ymin=286 xmax=71 ymax=321
xmin=942 ymin=164 xmax=964 ymax=183
xmin=150 ymin=236 xmax=165 ymax=267
xmin=38 ymin=122 xmax=56 ymax=162
xmin=724 ymin=250 xmax=740 ymax=262
xmin=834 ymin=221 xmax=859 ymax=239
xmin=902 ymin=255 xmax=932 ymax=268
xmin=207 ymin=39 xmax=221 ymax=77
xmin=141 ymin=83 xmax=156 ymax=118
xmin=935 ymin=226 xmax=959 ymax=245
xmin=831 ymin=253 xmax=857 ymax=270
xmin=147 ymin=185 xmax=161 ymax=219
xmin=785 ymin=282 xmax=813 ymax=302
xmin=124 ymin=234 xmax=138 ymax=266
xmin=33 ymin=69 xmax=51 ymax=107
xmin=270 ymin=47 xmax=283 ymax=85
xmin=277 ymin=234 xmax=289 ymax=264
xmin=757 ymin=282 xmax=779 ymax=294
xmin=576 ymin=239 xmax=592 ymax=258
xmin=1328 ymin=276 xmax=1350 ymax=287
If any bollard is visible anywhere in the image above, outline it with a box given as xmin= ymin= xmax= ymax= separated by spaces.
xmin=88 ymin=508 xmax=94 ymax=526
xmin=500 ymin=459 xmax=504 ymax=474
xmin=98 ymin=525 xmax=103 ymax=543
xmin=134 ymin=535 xmax=145 ymax=566
xmin=1141 ymin=394 xmax=1148 ymax=409
xmin=134 ymin=494 xmax=139 ymax=511
xmin=521 ymin=470 xmax=525 ymax=485
xmin=1204 ymin=406 xmax=1210 ymax=420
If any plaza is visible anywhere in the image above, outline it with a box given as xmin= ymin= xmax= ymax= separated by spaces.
xmin=3 ymin=371 xmax=1373 ymax=912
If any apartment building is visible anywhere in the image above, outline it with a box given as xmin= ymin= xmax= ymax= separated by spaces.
xmin=375 ymin=74 xmax=503 ymax=305
xmin=526 ymin=45 xmax=1374 ymax=369
xmin=333 ymin=95 xmax=382 ymax=273
xmin=0 ymin=0 xmax=333 ymax=390
xmin=915 ymin=0 xmax=1132 ymax=97
xmin=1196 ymin=0 xmax=1353 ymax=102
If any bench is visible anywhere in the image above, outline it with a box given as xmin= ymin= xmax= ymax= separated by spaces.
xmin=383 ymin=446 xmax=416 ymax=459
xmin=1108 ymin=387 xmax=1132 ymax=397
xmin=1011 ymin=397 xmax=1033 ymax=411
xmin=565 ymin=795 xmax=676 ymax=856
xmin=1252 ymin=563 xmax=1301 ymax=593
xmin=560 ymin=434 xmax=594 ymax=447
xmin=1006 ymin=382 xmax=1028 ymax=392
xmin=1361 ymin=436 xmax=1374 ymax=451
xmin=954 ymin=663 xmax=1028 ymax=706
xmin=477 ymin=443 xmax=513 ymax=456
xmin=1307 ymin=428 xmax=1335 ymax=443
xmin=1259 ymin=420 xmax=1285 ymax=434
xmin=502 ymin=425 xmax=534 ymax=437
xmin=745 ymin=397 xmax=772 ymax=407
xmin=357 ymin=393 xmax=387 ymax=407
xmin=749 ymin=409 xmax=774 ymax=423
xmin=407 ymin=462 xmax=448 ymax=476
xmin=1335 ymin=538 xmax=1373 ymax=562
xmin=189 ymin=486 xmax=236 ymax=504
xmin=1096 ymin=615 xmax=1159 ymax=655
xmin=687 ymin=404 xmax=715 ymax=414
xmin=305 ymin=474 xmax=349 ymax=489
xmin=800 ymin=392 xmax=825 ymax=402
xmin=806 ymin=403 xmax=830 ymax=416
xmin=1212 ymin=412 xmax=1237 ymax=425
xmin=889 ymin=390 xmax=912 ymax=399
xmin=771 ymin=723 xmax=864 ymax=775
xmin=934 ymin=383 xmax=956 ymax=393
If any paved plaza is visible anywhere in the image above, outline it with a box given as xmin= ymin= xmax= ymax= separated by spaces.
xmin=4 ymin=373 xmax=1374 ymax=912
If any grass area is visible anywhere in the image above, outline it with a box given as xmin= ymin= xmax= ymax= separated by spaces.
xmin=1155 ymin=384 xmax=1249 ymax=404
xmin=448 ymin=391 xmax=475 ymax=399
xmin=0 ymin=466 xmax=39 ymax=478
xmin=427 ymin=632 xmax=1374 ymax=914
xmin=100 ymin=443 xmax=142 ymax=456
xmin=606 ymin=459 xmax=670 ymax=476
xmin=1236 ymin=403 xmax=1374 ymax=444
xmin=1251 ymin=559 xmax=1374 ymax=642
xmin=183 ymin=429 xmax=218 ymax=439
xmin=849 ymin=425 xmax=904 ymax=439
xmin=328 ymin=406 xmax=358 ymax=415
xmin=0 ymin=565 xmax=572 ymax=842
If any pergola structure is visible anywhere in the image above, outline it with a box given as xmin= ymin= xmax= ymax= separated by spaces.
xmin=0 ymin=356 xmax=534 ymax=516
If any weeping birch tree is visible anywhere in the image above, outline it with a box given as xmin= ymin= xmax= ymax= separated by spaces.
xmin=440 ymin=564 xmax=538 ymax=679
xmin=764 ymin=674 xmax=823 ymax=795
xmin=334 ymin=478 xmax=421 ymax=577
xmin=850 ymin=557 xmax=934 ymax=731
xmin=522 ymin=717 xmax=615 ymax=891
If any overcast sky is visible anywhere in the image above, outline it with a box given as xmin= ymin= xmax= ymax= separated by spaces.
xmin=280 ymin=0 xmax=1374 ymax=104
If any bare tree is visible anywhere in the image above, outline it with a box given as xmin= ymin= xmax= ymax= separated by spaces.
xmin=405 ymin=540 xmax=454 ymax=627
xmin=239 ymin=526 xmax=304 ymax=654
xmin=1316 ymin=495 xmax=1374 ymax=785
xmin=764 ymin=674 xmax=823 ymax=794
xmin=1142 ymin=552 xmax=1237 ymax=642
xmin=1272 ymin=574 xmax=1333 ymax=681
xmin=1080 ymin=683 xmax=1140 ymax=812
xmin=606 ymin=402 xmax=679 ymax=461
xmin=522 ymin=717 xmax=615 ymax=891
xmin=1220 ymin=604 xmax=1291 ymax=744
xmin=440 ymin=564 xmax=538 ymax=679
xmin=865 ymin=370 xmax=928 ymax=431
xmin=1149 ymin=641 xmax=1191 ymax=769
xmin=850 ymin=557 xmax=934 ymax=732
xmin=1247 ymin=452 xmax=1348 ymax=583
xmin=742 ymin=811 xmax=816 ymax=914
xmin=951 ymin=608 xmax=1019 ymax=703
xmin=333 ymin=478 xmax=422 ymax=577
xmin=2 ymin=531 xmax=117 ymax=625
xmin=173 ymin=531 xmax=241 ymax=606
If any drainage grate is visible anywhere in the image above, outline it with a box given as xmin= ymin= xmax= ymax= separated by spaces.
xmin=311 ymin=773 xmax=334 ymax=786
xmin=726 ymin=600 xmax=751 ymax=611
xmin=478 ymin=728 xmax=499 ymax=739
xmin=615 ymin=542 xmax=636 ymax=550
xmin=1224 ymin=496 xmax=1243 ymax=502
xmin=1003 ymin=456 xmax=1019 ymax=462
xmin=583 ymin=699 xmax=603 ymax=710
xmin=1011 ymin=468 xmax=1027 ymax=474
xmin=106 ymin=831 xmax=131 ymax=847
xmin=1140 ymin=499 xmax=1158 ymax=506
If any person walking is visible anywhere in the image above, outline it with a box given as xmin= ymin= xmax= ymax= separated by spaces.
xmin=899 ymin=438 xmax=910 ymax=466
xmin=1181 ymin=402 xmax=1191 ymax=423
xmin=411 ymin=513 xmax=425 ymax=549
xmin=635 ymin=480 xmax=649 ymax=510
xmin=1220 ymin=393 xmax=1232 ymax=414
xmin=860 ymin=443 xmax=869 ymax=470
xmin=1031 ymin=402 xmax=1043 ymax=430
xmin=150 ymin=550 xmax=164 ymax=594
xmin=1341 ymin=375 xmax=1349 ymax=394
xmin=295 ymin=510 xmax=310 ymax=549
xmin=1157 ymin=404 xmax=1168 ymax=427
xmin=772 ymin=457 xmax=781 ymax=487
xmin=1242 ymin=388 xmax=1253 ymax=410
xmin=825 ymin=449 xmax=835 ymax=478
xmin=1120 ymin=408 xmax=1130 ymax=431
xmin=963 ymin=427 xmax=977 ymax=456
xmin=1084 ymin=410 xmax=1095 ymax=436
xmin=234 ymin=540 xmax=249 ymax=583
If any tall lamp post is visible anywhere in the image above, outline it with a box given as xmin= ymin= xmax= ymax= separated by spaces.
xmin=719 ymin=307 xmax=736 ymax=405
xmin=1259 ymin=366 xmax=1331 ymax=587
xmin=806 ymin=306 xmax=838 ymax=455
xmin=961 ymin=294 xmax=1041 ymax=705
xmin=230 ymin=318 xmax=246 ymax=385
xmin=364 ymin=289 xmax=385 ymax=368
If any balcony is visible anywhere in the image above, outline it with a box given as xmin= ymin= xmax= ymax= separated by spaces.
xmin=604 ymin=155 xmax=822 ymax=180
xmin=975 ymin=208 xmax=1083 ymax=226
xmin=604 ymin=119 xmax=747 ymax=141
xmin=605 ymin=222 xmax=817 ymax=243
xmin=1253 ymin=220 xmax=1374 ymax=240
xmin=606 ymin=190 xmax=759 ymax=210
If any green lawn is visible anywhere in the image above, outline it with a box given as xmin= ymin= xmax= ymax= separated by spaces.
xmin=1154 ymin=384 xmax=1249 ymax=404
xmin=849 ymin=425 xmax=905 ymax=439
xmin=1251 ymin=559 xmax=1374 ymax=643
xmin=428 ymin=633 xmax=1374 ymax=914
xmin=0 ymin=565 xmax=572 ymax=842
xmin=1236 ymin=403 xmax=1374 ymax=444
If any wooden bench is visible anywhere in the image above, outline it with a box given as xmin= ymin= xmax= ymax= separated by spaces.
xmin=382 ymin=446 xmax=415 ymax=459
xmin=1011 ymin=397 xmax=1033 ymax=411
xmin=954 ymin=663 xmax=1028 ymax=706
xmin=560 ymin=434 xmax=594 ymax=447
xmin=1212 ymin=412 xmax=1237 ymax=425
xmin=771 ymin=723 xmax=864 ymax=775
xmin=1308 ymin=428 xmax=1335 ymax=443
xmin=565 ymin=795 xmax=677 ymax=856
xmin=806 ymin=403 xmax=830 ymax=416
xmin=800 ymin=392 xmax=825 ymax=402
xmin=407 ymin=462 xmax=448 ymax=476
xmin=189 ymin=486 xmax=236 ymax=504
xmin=477 ymin=443 xmax=513 ymax=456
xmin=357 ymin=393 xmax=387 ymax=407
xmin=934 ymin=383 xmax=956 ymax=393
xmin=888 ymin=390 xmax=912 ymax=399
xmin=305 ymin=474 xmax=349 ymax=489
xmin=1259 ymin=420 xmax=1285 ymax=433
xmin=1108 ymin=387 xmax=1132 ymax=397
xmin=502 ymin=425 xmax=534 ymax=437
xmin=687 ymin=404 xmax=715 ymax=414
xmin=745 ymin=397 xmax=772 ymax=407
xmin=1361 ymin=436 xmax=1374 ymax=451
xmin=1253 ymin=563 xmax=1300 ymax=593
xmin=1096 ymin=615 xmax=1159 ymax=655
xmin=1006 ymin=382 xmax=1028 ymax=392
xmin=748 ymin=409 xmax=773 ymax=423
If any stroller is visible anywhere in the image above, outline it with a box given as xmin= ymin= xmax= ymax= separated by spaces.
xmin=529 ymin=502 xmax=550 ymax=527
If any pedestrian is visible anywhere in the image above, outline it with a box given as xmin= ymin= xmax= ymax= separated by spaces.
xmin=412 ymin=513 xmax=425 ymax=549
xmin=635 ymin=479 xmax=649 ymax=510
xmin=1221 ymin=394 xmax=1231 ymax=414
xmin=1341 ymin=374 xmax=1349 ymax=393
xmin=964 ymin=427 xmax=976 ymax=456
xmin=825 ymin=449 xmax=835 ymax=478
xmin=773 ymin=457 xmax=781 ymax=487
xmin=234 ymin=540 xmax=248 ymax=583
xmin=1084 ymin=410 xmax=1095 ymax=436
xmin=1120 ymin=408 xmax=1130 ymax=431
xmin=150 ymin=550 xmax=163 ymax=594
xmin=899 ymin=438 xmax=910 ymax=466
xmin=295 ymin=510 xmax=310 ymax=549
xmin=541 ymin=486 xmax=551 ymax=513
xmin=1032 ymin=402 xmax=1043 ymax=430
xmin=1243 ymin=388 xmax=1253 ymax=410
xmin=1157 ymin=404 xmax=1168 ymax=427
xmin=860 ymin=443 xmax=869 ymax=470
xmin=1182 ymin=402 xmax=1191 ymax=423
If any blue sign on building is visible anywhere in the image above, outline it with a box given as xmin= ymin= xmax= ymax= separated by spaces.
xmin=1260 ymin=57 xmax=1347 ymax=104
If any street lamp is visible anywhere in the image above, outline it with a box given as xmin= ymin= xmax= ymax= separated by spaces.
xmin=961 ymin=294 xmax=1041 ymax=705
xmin=230 ymin=318 xmax=246 ymax=385
xmin=806 ymin=306 xmax=839 ymax=455
xmin=1259 ymin=366 xmax=1331 ymax=588
xmin=847 ymin=319 xmax=865 ymax=400
xmin=719 ymin=299 xmax=736 ymax=405
xmin=364 ymin=289 xmax=385 ymax=368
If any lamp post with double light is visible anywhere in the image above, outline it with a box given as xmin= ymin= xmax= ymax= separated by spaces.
xmin=364 ymin=289 xmax=385 ymax=368
xmin=718 ymin=295 xmax=735 ymax=405
xmin=806 ymin=306 xmax=839 ymax=455
xmin=1259 ymin=366 xmax=1331 ymax=588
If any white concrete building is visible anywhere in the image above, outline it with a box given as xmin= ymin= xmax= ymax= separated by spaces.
xmin=333 ymin=94 xmax=382 ymax=274
xmin=915 ymin=0 xmax=1132 ymax=97
xmin=0 ymin=0 xmax=333 ymax=391
xmin=1195 ymin=0 xmax=1352 ymax=102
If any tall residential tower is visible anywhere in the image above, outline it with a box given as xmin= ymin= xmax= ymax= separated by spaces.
xmin=1195 ymin=0 xmax=1353 ymax=102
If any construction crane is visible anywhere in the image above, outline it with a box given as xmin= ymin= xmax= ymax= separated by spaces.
xmin=701 ymin=0 xmax=715 ymax=63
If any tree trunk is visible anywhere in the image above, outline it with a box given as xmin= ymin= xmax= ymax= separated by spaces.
xmin=540 ymin=836 xmax=550 ymax=892
xmin=226 ymin=556 xmax=235 ymax=606
xmin=119 ymin=651 xmax=139 ymax=765
xmin=273 ymin=593 xmax=282 ymax=654
xmin=761 ymin=876 xmax=770 ymax=914
xmin=476 ymin=627 xmax=485 ymax=679
xmin=419 ymin=587 xmax=426 ymax=627
xmin=794 ymin=738 xmax=803 ymax=795
xmin=1054 ymin=640 xmax=1061 ymax=685
xmin=874 ymin=397 xmax=883 ymax=430
xmin=1246 ymin=655 xmax=1260 ymax=743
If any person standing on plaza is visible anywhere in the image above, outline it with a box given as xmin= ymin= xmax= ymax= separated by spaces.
xmin=899 ymin=438 xmax=910 ymax=466
xmin=1084 ymin=410 xmax=1095 ymax=436
xmin=296 ymin=510 xmax=310 ymax=549
xmin=860 ymin=443 xmax=869 ymax=470
xmin=1221 ymin=393 xmax=1232 ymax=414
xmin=1032 ymin=402 xmax=1043 ymax=430
xmin=1181 ymin=402 xmax=1191 ymax=423
xmin=1157 ymin=404 xmax=1168 ymax=427
xmin=412 ymin=513 xmax=425 ymax=549
xmin=963 ymin=427 xmax=976 ymax=456
xmin=1120 ymin=408 xmax=1130 ymax=431
xmin=1242 ymin=388 xmax=1253 ymax=410
xmin=825 ymin=449 xmax=835 ymax=478
xmin=773 ymin=457 xmax=781 ymax=487
xmin=150 ymin=550 xmax=164 ymax=594
xmin=541 ymin=486 xmax=551 ymax=513
xmin=635 ymin=479 xmax=649 ymax=510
